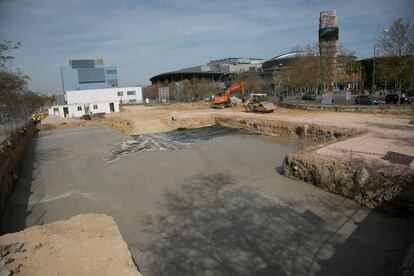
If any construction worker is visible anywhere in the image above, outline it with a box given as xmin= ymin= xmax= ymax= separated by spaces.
xmin=32 ymin=114 xmax=41 ymax=126
xmin=31 ymin=114 xmax=38 ymax=126
xmin=36 ymin=114 xmax=42 ymax=126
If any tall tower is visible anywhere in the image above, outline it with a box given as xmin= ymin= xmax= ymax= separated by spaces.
xmin=319 ymin=10 xmax=338 ymax=93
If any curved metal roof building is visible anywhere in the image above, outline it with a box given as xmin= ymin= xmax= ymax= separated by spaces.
xmin=150 ymin=58 xmax=264 ymax=84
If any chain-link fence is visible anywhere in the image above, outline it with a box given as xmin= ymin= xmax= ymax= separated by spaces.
xmin=0 ymin=105 xmax=36 ymax=144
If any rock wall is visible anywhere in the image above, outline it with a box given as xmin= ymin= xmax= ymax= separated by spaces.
xmin=0 ymin=124 xmax=36 ymax=215
xmin=283 ymin=151 xmax=414 ymax=215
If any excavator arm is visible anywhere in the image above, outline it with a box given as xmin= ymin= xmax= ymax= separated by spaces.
xmin=211 ymin=81 xmax=244 ymax=108
xmin=224 ymin=81 xmax=244 ymax=98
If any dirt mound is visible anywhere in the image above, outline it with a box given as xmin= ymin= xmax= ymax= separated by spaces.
xmin=0 ymin=214 xmax=141 ymax=276
xmin=104 ymin=109 xmax=216 ymax=135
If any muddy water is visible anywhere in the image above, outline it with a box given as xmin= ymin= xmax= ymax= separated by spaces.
xmin=3 ymin=126 xmax=412 ymax=276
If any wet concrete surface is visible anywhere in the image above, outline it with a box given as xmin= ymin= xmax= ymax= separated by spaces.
xmin=1 ymin=125 xmax=413 ymax=276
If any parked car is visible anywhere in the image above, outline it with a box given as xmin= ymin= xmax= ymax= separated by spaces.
xmin=302 ymin=93 xmax=316 ymax=101
xmin=402 ymin=95 xmax=412 ymax=104
xmin=385 ymin=94 xmax=412 ymax=104
xmin=355 ymin=95 xmax=378 ymax=105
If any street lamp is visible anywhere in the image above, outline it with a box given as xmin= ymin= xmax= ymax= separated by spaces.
xmin=372 ymin=29 xmax=388 ymax=94
xmin=272 ymin=64 xmax=283 ymax=97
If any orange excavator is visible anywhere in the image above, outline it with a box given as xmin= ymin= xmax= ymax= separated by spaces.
xmin=211 ymin=81 xmax=244 ymax=108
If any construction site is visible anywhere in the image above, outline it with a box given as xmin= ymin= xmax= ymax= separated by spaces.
xmin=1 ymin=98 xmax=413 ymax=275
xmin=1 ymin=2 xmax=414 ymax=275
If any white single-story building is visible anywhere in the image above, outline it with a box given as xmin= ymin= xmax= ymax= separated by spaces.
xmin=48 ymin=86 xmax=142 ymax=118
xmin=48 ymin=102 xmax=120 ymax=118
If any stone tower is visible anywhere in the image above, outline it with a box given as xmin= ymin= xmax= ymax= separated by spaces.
xmin=319 ymin=10 xmax=338 ymax=93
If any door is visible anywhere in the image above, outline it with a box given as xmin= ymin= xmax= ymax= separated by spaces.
xmin=84 ymin=104 xmax=90 ymax=115
xmin=63 ymin=107 xmax=69 ymax=118
xmin=53 ymin=108 xmax=60 ymax=116
xmin=109 ymin=102 xmax=115 ymax=112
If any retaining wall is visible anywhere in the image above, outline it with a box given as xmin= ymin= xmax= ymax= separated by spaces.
xmin=0 ymin=123 xmax=36 ymax=215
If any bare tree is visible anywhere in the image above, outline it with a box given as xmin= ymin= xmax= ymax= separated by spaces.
xmin=233 ymin=72 xmax=265 ymax=94
xmin=280 ymin=44 xmax=319 ymax=94
xmin=192 ymin=78 xmax=215 ymax=99
xmin=344 ymin=59 xmax=361 ymax=92
xmin=378 ymin=18 xmax=414 ymax=95
xmin=280 ymin=43 xmax=357 ymax=96
xmin=180 ymin=79 xmax=194 ymax=100
xmin=145 ymin=81 xmax=177 ymax=101
xmin=290 ymin=44 xmax=303 ymax=53
xmin=0 ymin=41 xmax=36 ymax=105
xmin=379 ymin=19 xmax=414 ymax=56
xmin=281 ymin=57 xmax=308 ymax=92
xmin=376 ymin=57 xmax=398 ymax=92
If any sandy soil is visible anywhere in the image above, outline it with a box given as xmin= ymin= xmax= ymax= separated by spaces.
xmin=102 ymin=103 xmax=414 ymax=174
xmin=41 ymin=115 xmax=102 ymax=130
xmin=0 ymin=214 xmax=140 ymax=276
xmin=41 ymin=114 xmax=76 ymax=125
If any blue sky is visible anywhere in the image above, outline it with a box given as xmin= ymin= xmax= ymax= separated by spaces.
xmin=0 ymin=0 xmax=413 ymax=92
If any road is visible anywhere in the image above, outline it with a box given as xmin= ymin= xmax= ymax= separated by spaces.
xmin=283 ymin=93 xmax=414 ymax=106
xmin=2 ymin=125 xmax=412 ymax=275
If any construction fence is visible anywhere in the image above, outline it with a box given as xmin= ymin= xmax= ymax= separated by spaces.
xmin=0 ymin=105 xmax=36 ymax=144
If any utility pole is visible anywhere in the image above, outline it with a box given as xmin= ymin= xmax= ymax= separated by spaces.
xmin=372 ymin=42 xmax=376 ymax=94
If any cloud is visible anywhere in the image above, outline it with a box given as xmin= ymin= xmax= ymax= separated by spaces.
xmin=0 ymin=0 xmax=413 ymax=91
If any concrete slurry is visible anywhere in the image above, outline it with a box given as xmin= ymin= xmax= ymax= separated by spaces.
xmin=1 ymin=125 xmax=412 ymax=276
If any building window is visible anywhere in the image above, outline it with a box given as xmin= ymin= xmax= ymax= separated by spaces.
xmin=127 ymin=91 xmax=136 ymax=95
xmin=129 ymin=99 xmax=137 ymax=103
xmin=108 ymin=79 xmax=118 ymax=87
xmin=77 ymin=106 xmax=82 ymax=111
xmin=93 ymin=104 xmax=98 ymax=110
xmin=117 ymin=92 xmax=123 ymax=96
xmin=106 ymin=69 xmax=117 ymax=74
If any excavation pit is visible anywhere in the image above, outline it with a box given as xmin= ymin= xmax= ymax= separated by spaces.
xmin=1 ymin=125 xmax=412 ymax=275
